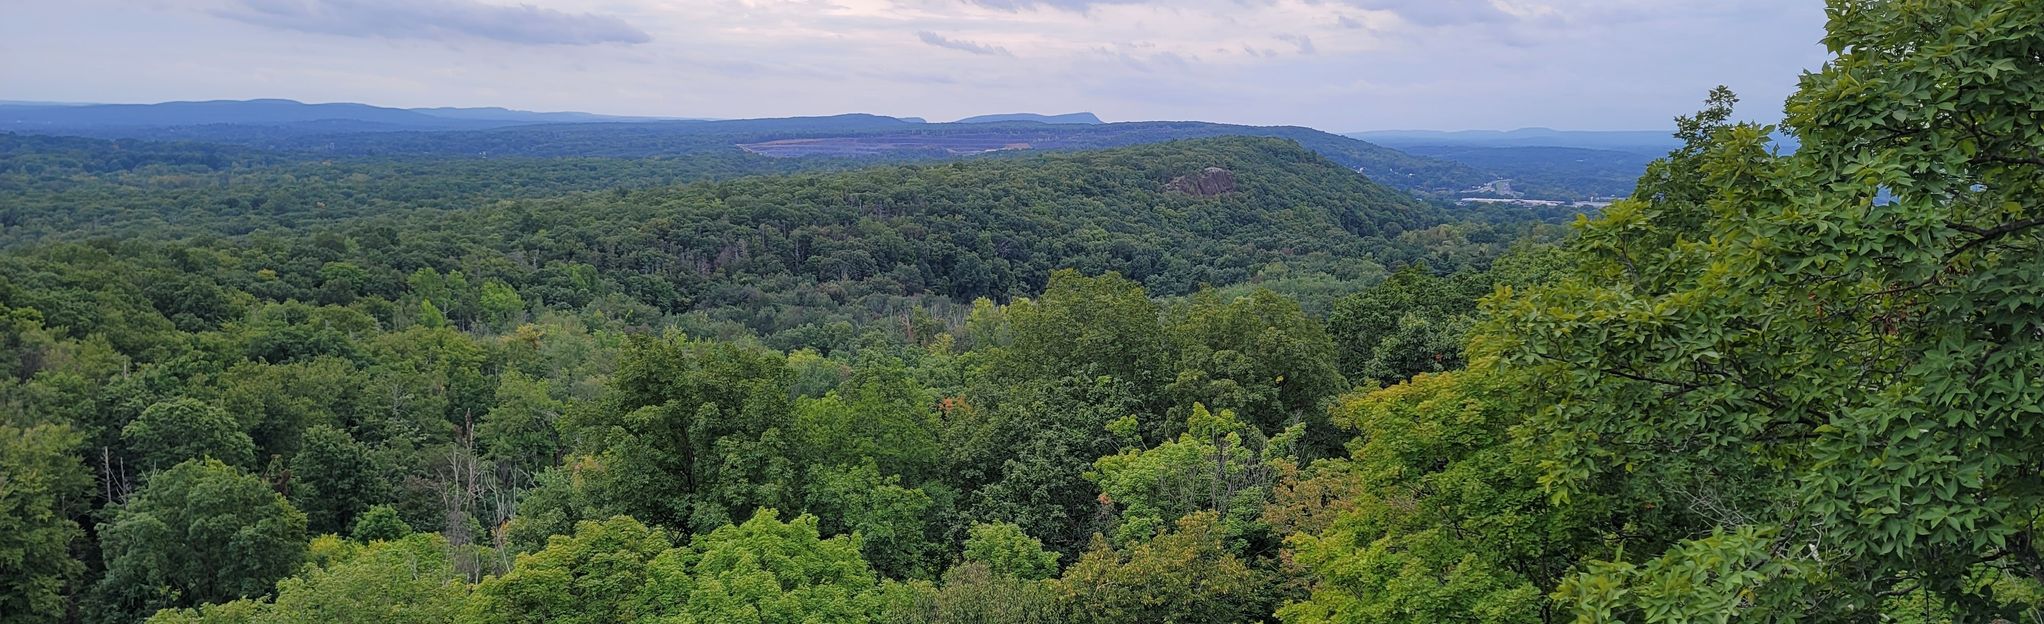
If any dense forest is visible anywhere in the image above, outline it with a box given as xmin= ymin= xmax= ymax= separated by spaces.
xmin=6 ymin=111 xmax=1501 ymax=198
xmin=4 ymin=2 xmax=2044 ymax=623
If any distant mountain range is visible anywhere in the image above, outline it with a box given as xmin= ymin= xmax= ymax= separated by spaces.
xmin=0 ymin=99 xmax=1113 ymax=131
xmin=0 ymin=99 xmax=673 ymax=131
xmin=954 ymin=112 xmax=1103 ymax=125
xmin=0 ymin=98 xmax=1671 ymax=200
xmin=1349 ymin=128 xmax=1682 ymax=155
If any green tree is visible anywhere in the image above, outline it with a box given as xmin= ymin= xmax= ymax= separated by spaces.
xmin=212 ymin=357 xmax=366 ymax=460
xmin=147 ymin=534 xmax=471 ymax=624
xmin=417 ymin=299 xmax=449 ymax=330
xmin=351 ymin=504 xmax=413 ymax=542
xmin=1326 ymin=265 xmax=1479 ymax=384
xmin=642 ymin=509 xmax=892 ymax=623
xmin=463 ymin=515 xmax=671 ymax=624
xmin=961 ymin=522 xmax=1060 ymax=581
xmin=1054 ymin=512 xmax=1274 ymax=624
xmin=500 ymin=458 xmax=618 ymax=554
xmin=90 ymin=459 xmax=308 ymax=624
xmin=793 ymin=357 xmax=941 ymax=484
xmin=1000 ymin=271 xmax=1171 ymax=399
xmin=962 ymin=377 xmax=1144 ymax=556
xmin=478 ymin=280 xmax=525 ymax=329
xmin=291 ymin=424 xmax=384 ymax=535
xmin=478 ymin=370 xmax=564 ymax=484
xmin=563 ymin=332 xmax=797 ymax=533
xmin=259 ymin=533 xmax=472 ymax=623
xmin=924 ymin=562 xmax=1063 ymax=624
xmin=1280 ymin=368 xmax=1599 ymax=624
xmin=0 ymin=423 xmax=93 ymax=623
xmin=803 ymin=462 xmax=939 ymax=580
xmin=1490 ymin=2 xmax=2044 ymax=618
xmin=1087 ymin=404 xmax=1283 ymax=543
xmin=122 ymin=398 xmax=257 ymax=471
xmin=1167 ymin=289 xmax=1348 ymax=453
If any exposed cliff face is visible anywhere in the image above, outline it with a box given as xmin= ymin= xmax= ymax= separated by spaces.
xmin=1165 ymin=167 xmax=1237 ymax=197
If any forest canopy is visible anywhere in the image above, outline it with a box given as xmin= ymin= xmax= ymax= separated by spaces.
xmin=4 ymin=1 xmax=2043 ymax=622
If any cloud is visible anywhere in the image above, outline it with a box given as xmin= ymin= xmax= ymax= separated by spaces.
xmin=917 ymin=31 xmax=1012 ymax=56
xmin=7 ymin=0 xmax=1830 ymax=130
xmin=216 ymin=0 xmax=650 ymax=46
xmin=1343 ymin=0 xmax=1511 ymax=27
xmin=961 ymin=0 xmax=1145 ymax=11
xmin=1276 ymin=34 xmax=1316 ymax=55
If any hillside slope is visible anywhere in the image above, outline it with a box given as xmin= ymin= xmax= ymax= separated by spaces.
xmin=2 ymin=136 xmax=1479 ymax=341
xmin=7 ymin=108 xmax=1492 ymax=195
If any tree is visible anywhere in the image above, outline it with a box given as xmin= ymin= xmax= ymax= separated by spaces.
xmin=1087 ymin=404 xmax=1283 ymax=544
xmin=122 ymin=397 xmax=257 ymax=471
xmin=1054 ymin=512 xmax=1275 ymax=624
xmin=291 ymin=424 xmax=384 ymax=535
xmin=961 ymin=522 xmax=1060 ymax=581
xmin=269 ymin=535 xmax=470 ymax=622
xmin=1489 ymin=2 xmax=2044 ymax=618
xmin=1167 ymin=289 xmax=1348 ymax=454
xmin=803 ymin=462 xmax=939 ymax=580
xmin=962 ymin=377 xmax=1144 ymax=556
xmin=643 ymin=508 xmax=893 ymax=623
xmin=147 ymin=534 xmax=471 ymax=624
xmin=351 ymin=504 xmax=413 ymax=542
xmin=1000 ymin=271 xmax=1171 ymax=400
xmin=471 ymin=510 xmax=901 ymax=624
xmin=212 ymin=357 xmax=366 ymax=460
xmin=1326 ymin=264 xmax=1479 ymax=384
xmin=417 ymin=299 xmax=449 ymax=330
xmin=1280 ymin=369 xmax=1601 ymax=624
xmin=0 ymin=423 xmax=92 ymax=623
xmin=478 ymin=370 xmax=564 ymax=484
xmin=792 ymin=357 xmax=941 ymax=484
xmin=922 ymin=562 xmax=1062 ymax=624
xmin=478 ymin=280 xmax=525 ymax=329
xmin=463 ymin=515 xmax=672 ymax=624
xmin=500 ymin=459 xmax=618 ymax=554
xmin=563 ymin=332 xmax=798 ymax=533
xmin=90 ymin=459 xmax=308 ymax=624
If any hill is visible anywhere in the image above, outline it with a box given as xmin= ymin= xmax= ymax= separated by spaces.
xmin=0 ymin=99 xmax=678 ymax=133
xmin=0 ymin=99 xmax=512 ymax=130
xmin=1 ymin=101 xmax=1489 ymax=196
xmin=232 ymin=118 xmax=1490 ymax=195
xmin=1392 ymin=144 xmax=1658 ymax=199
xmin=0 ymin=134 xmax=1533 ymax=341
xmin=1345 ymin=128 xmax=1683 ymax=199
xmin=954 ymin=112 xmax=1104 ymax=124
xmin=1350 ymin=127 xmax=1682 ymax=154
xmin=408 ymin=106 xmax=673 ymax=123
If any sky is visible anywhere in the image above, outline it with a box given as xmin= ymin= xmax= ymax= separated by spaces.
xmin=0 ymin=0 xmax=1833 ymax=131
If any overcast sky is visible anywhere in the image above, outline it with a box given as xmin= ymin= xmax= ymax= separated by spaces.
xmin=0 ymin=0 xmax=1831 ymax=131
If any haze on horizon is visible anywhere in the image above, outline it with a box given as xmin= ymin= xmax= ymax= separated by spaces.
xmin=1 ymin=0 xmax=1831 ymax=131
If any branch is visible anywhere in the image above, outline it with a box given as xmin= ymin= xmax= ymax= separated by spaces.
xmin=2009 ymin=530 xmax=2044 ymax=587
xmin=1973 ymin=154 xmax=2044 ymax=169
xmin=1945 ymin=217 xmax=2044 ymax=261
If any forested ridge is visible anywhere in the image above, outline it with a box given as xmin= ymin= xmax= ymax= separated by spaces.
xmin=7 ymin=113 xmax=1496 ymax=197
xmin=5 ymin=1 xmax=2044 ymax=622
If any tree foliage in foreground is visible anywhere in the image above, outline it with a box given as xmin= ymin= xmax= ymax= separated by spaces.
xmin=91 ymin=459 xmax=308 ymax=624
xmin=1484 ymin=1 xmax=2044 ymax=619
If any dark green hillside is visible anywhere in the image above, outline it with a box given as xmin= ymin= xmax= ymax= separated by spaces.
xmin=273 ymin=119 xmax=1488 ymax=194
xmin=11 ymin=114 xmax=1492 ymax=196
xmin=1 ymin=136 xmax=1533 ymax=349
xmin=382 ymin=137 xmax=1433 ymax=306
xmin=0 ymin=133 xmax=880 ymax=245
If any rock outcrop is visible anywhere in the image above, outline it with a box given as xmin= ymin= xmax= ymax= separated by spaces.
xmin=1165 ymin=167 xmax=1237 ymax=197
